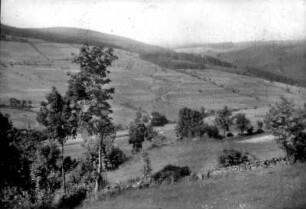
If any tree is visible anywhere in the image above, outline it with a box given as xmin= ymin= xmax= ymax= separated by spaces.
xmin=233 ymin=113 xmax=250 ymax=135
xmin=27 ymin=100 xmax=32 ymax=110
xmin=256 ymin=120 xmax=264 ymax=133
xmin=0 ymin=113 xmax=46 ymax=208
xmin=129 ymin=111 xmax=157 ymax=153
xmin=264 ymin=97 xmax=306 ymax=162
xmin=37 ymin=87 xmax=78 ymax=194
xmin=142 ymin=152 xmax=152 ymax=185
xmin=66 ymin=44 xmax=117 ymax=192
xmin=129 ymin=122 xmax=149 ymax=153
xmin=22 ymin=100 xmax=27 ymax=109
xmin=215 ymin=106 xmax=233 ymax=137
xmin=176 ymin=107 xmax=204 ymax=138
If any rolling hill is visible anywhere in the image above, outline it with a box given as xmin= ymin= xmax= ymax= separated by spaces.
xmin=1 ymin=24 xmax=305 ymax=130
xmin=0 ymin=24 xmax=233 ymax=69
xmin=0 ymin=24 xmax=165 ymax=54
xmin=175 ymin=40 xmax=306 ymax=87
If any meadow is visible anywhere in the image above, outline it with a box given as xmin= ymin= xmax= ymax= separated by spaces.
xmin=84 ymin=162 xmax=306 ymax=209
xmin=1 ymin=39 xmax=305 ymax=129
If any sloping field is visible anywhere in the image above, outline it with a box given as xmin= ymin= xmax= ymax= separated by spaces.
xmin=84 ymin=163 xmax=306 ymax=209
xmin=1 ymin=39 xmax=306 ymax=129
xmin=105 ymin=134 xmax=285 ymax=184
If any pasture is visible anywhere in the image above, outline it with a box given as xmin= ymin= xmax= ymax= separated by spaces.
xmin=84 ymin=162 xmax=306 ymax=209
xmin=1 ymin=39 xmax=305 ymax=129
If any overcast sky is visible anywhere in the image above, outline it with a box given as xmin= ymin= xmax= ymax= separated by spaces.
xmin=1 ymin=0 xmax=306 ymax=46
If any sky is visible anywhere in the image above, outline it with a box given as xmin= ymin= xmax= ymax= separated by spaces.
xmin=1 ymin=0 xmax=306 ymax=46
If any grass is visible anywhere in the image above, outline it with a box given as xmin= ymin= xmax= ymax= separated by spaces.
xmin=83 ymin=163 xmax=306 ymax=209
xmin=103 ymin=132 xmax=285 ymax=184
xmin=1 ymin=39 xmax=306 ymax=128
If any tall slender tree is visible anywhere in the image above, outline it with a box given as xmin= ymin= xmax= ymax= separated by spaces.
xmin=37 ymin=87 xmax=78 ymax=194
xmin=66 ymin=44 xmax=117 ymax=192
xmin=215 ymin=106 xmax=233 ymax=137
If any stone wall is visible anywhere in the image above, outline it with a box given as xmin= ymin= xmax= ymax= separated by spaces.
xmin=197 ymin=157 xmax=290 ymax=180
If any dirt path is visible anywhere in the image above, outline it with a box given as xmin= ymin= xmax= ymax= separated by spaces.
xmin=238 ymin=134 xmax=276 ymax=143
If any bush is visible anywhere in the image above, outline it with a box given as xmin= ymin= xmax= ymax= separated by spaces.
xmin=63 ymin=156 xmax=78 ymax=173
xmin=106 ymin=147 xmax=127 ymax=170
xmin=246 ymin=126 xmax=254 ymax=135
xmin=152 ymin=165 xmax=191 ymax=184
xmin=203 ymin=124 xmax=221 ymax=139
xmin=226 ymin=132 xmax=234 ymax=138
xmin=218 ymin=149 xmax=253 ymax=167
xmin=256 ymin=120 xmax=264 ymax=133
xmin=150 ymin=111 xmax=168 ymax=127
xmin=57 ymin=186 xmax=87 ymax=209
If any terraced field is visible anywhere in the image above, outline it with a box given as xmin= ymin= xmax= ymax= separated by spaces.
xmin=1 ymin=39 xmax=306 ymax=129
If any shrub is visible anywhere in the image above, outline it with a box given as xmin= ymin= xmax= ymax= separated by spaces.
xmin=150 ymin=111 xmax=168 ymax=126
xmin=226 ymin=132 xmax=234 ymax=138
xmin=203 ymin=124 xmax=221 ymax=139
xmin=63 ymin=156 xmax=78 ymax=173
xmin=256 ymin=120 xmax=264 ymax=134
xmin=57 ymin=186 xmax=87 ymax=209
xmin=218 ymin=149 xmax=253 ymax=167
xmin=246 ymin=126 xmax=254 ymax=135
xmin=106 ymin=147 xmax=127 ymax=170
xmin=152 ymin=165 xmax=191 ymax=184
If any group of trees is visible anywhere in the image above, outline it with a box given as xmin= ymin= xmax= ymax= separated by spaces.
xmin=175 ymin=106 xmax=263 ymax=139
xmin=9 ymin=98 xmax=32 ymax=110
xmin=140 ymin=51 xmax=233 ymax=70
xmin=175 ymin=97 xmax=306 ymax=163
xmin=1 ymin=44 xmax=121 ymax=208
xmin=215 ymin=106 xmax=264 ymax=137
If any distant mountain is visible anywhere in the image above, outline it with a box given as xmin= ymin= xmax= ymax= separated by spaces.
xmin=0 ymin=24 xmax=165 ymax=54
xmin=175 ymin=40 xmax=306 ymax=87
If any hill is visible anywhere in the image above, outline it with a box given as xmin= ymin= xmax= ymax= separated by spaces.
xmin=0 ymin=24 xmax=165 ymax=54
xmin=1 ymin=38 xmax=306 ymax=129
xmin=174 ymin=40 xmax=306 ymax=87
xmin=0 ymin=24 xmax=233 ymax=70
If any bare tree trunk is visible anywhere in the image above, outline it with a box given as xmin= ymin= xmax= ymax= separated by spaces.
xmin=61 ymin=142 xmax=66 ymax=195
xmin=95 ymin=144 xmax=102 ymax=192
xmin=95 ymin=135 xmax=105 ymax=193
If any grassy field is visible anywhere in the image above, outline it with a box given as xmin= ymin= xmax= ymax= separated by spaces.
xmin=1 ymin=39 xmax=306 ymax=129
xmin=83 ymin=163 xmax=306 ymax=209
xmin=105 ymin=133 xmax=285 ymax=184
